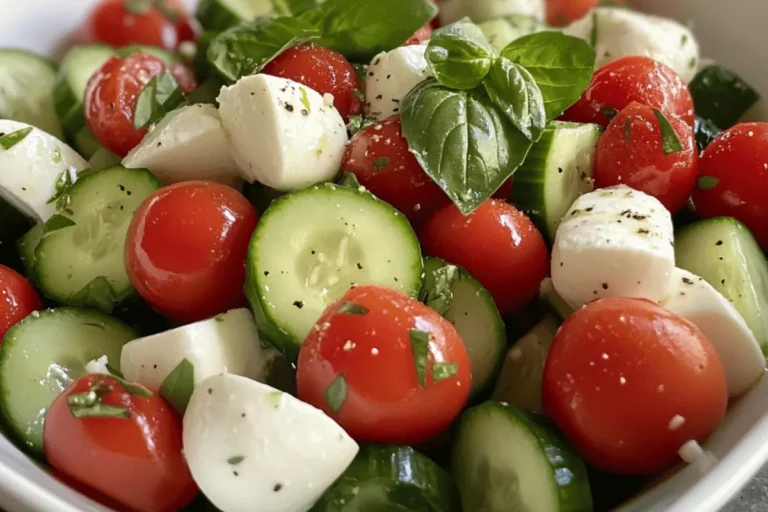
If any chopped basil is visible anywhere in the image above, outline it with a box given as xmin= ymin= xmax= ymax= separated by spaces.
xmin=697 ymin=176 xmax=719 ymax=191
xmin=601 ymin=106 xmax=619 ymax=122
xmin=623 ymin=118 xmax=632 ymax=141
xmin=299 ymin=87 xmax=311 ymax=112
xmin=108 ymin=374 xmax=153 ymax=399
xmin=123 ymin=0 xmax=151 ymax=14
xmin=372 ymin=157 xmax=390 ymax=171
xmin=106 ymin=364 xmax=124 ymax=378
xmin=337 ymin=301 xmax=369 ymax=315
xmin=652 ymin=109 xmax=684 ymax=155
xmin=133 ymin=71 xmax=184 ymax=129
xmin=215 ymin=315 xmax=225 ymax=323
xmin=160 ymin=359 xmax=195 ymax=414
xmin=69 ymin=276 xmax=119 ymax=314
xmin=43 ymin=215 xmax=76 ymax=234
xmin=227 ymin=455 xmax=245 ymax=465
xmin=0 ymin=127 xmax=33 ymax=150
xmin=346 ymin=115 xmax=375 ymax=137
xmin=409 ymin=329 xmax=430 ymax=388
xmin=420 ymin=263 xmax=459 ymax=317
xmin=48 ymin=168 xmax=77 ymax=205
xmin=432 ymin=362 xmax=458 ymax=382
xmin=324 ymin=374 xmax=348 ymax=413
xmin=337 ymin=172 xmax=363 ymax=189
xmin=52 ymin=148 xmax=62 ymax=163
xmin=69 ymin=403 xmax=131 ymax=419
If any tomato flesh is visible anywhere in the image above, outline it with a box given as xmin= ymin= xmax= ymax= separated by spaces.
xmin=0 ymin=265 xmax=42 ymax=342
xmin=547 ymin=0 xmax=628 ymax=26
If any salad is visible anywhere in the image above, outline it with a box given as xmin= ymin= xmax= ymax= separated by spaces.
xmin=0 ymin=0 xmax=766 ymax=510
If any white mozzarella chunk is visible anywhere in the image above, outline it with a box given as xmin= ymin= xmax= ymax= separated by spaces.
xmin=218 ymin=75 xmax=348 ymax=192
xmin=551 ymin=185 xmax=675 ymax=309
xmin=0 ymin=120 xmax=87 ymax=222
xmin=120 ymin=309 xmax=280 ymax=391
xmin=439 ymin=0 xmax=545 ymax=25
xmin=661 ymin=268 xmax=766 ymax=398
xmin=365 ymin=45 xmax=431 ymax=121
xmin=564 ymin=7 xmax=700 ymax=82
xmin=183 ymin=374 xmax=358 ymax=512
xmin=122 ymin=104 xmax=242 ymax=188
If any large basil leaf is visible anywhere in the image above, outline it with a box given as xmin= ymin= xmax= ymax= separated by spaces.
xmin=426 ymin=19 xmax=494 ymax=90
xmin=207 ymin=17 xmax=322 ymax=82
xmin=483 ymin=57 xmax=545 ymax=141
xmin=310 ymin=0 xmax=437 ymax=61
xmin=401 ymin=80 xmax=532 ymax=214
xmin=500 ymin=32 xmax=595 ymax=120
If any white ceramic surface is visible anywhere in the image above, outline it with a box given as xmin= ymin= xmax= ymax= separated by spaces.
xmin=1 ymin=0 xmax=767 ymax=511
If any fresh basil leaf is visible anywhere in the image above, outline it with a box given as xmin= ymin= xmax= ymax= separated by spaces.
xmin=310 ymin=0 xmax=438 ymax=61
xmin=346 ymin=114 xmax=375 ymax=137
xmin=108 ymin=374 xmax=153 ymax=398
xmin=689 ymin=65 xmax=760 ymax=129
xmin=273 ymin=0 xmax=321 ymax=15
xmin=694 ymin=116 xmax=721 ymax=153
xmin=337 ymin=172 xmax=363 ymax=189
xmin=207 ymin=17 xmax=322 ymax=82
xmin=43 ymin=214 xmax=76 ymax=234
xmin=500 ymin=32 xmax=596 ymax=120
xmin=123 ymin=0 xmax=150 ymax=14
xmin=483 ymin=57 xmax=545 ymax=141
xmin=420 ymin=263 xmax=459 ymax=317
xmin=0 ymin=127 xmax=33 ymax=150
xmin=227 ymin=455 xmax=245 ymax=465
xmin=652 ymin=109 xmax=684 ymax=155
xmin=324 ymin=373 xmax=348 ymax=413
xmin=432 ymin=362 xmax=458 ymax=382
xmin=133 ymin=71 xmax=184 ymax=129
xmin=70 ymin=276 xmax=119 ymax=314
xmin=697 ymin=176 xmax=719 ymax=191
xmin=409 ymin=329 xmax=430 ymax=388
xmin=401 ymin=79 xmax=533 ymax=214
xmin=69 ymin=403 xmax=131 ymax=419
xmin=337 ymin=301 xmax=369 ymax=315
xmin=48 ymin=169 xmax=78 ymax=204
xmin=160 ymin=359 xmax=195 ymax=415
xmin=426 ymin=19 xmax=494 ymax=90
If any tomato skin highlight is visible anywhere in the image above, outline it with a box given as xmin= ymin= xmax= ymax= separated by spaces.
xmin=262 ymin=43 xmax=362 ymax=122
xmin=0 ymin=265 xmax=43 ymax=342
xmin=297 ymin=286 xmax=471 ymax=445
xmin=561 ymin=56 xmax=695 ymax=128
xmin=84 ymin=0 xmax=191 ymax=50
xmin=43 ymin=375 xmax=198 ymax=512
xmin=692 ymin=123 xmax=768 ymax=249
xmin=542 ymin=298 xmax=727 ymax=476
xmin=595 ymin=102 xmax=698 ymax=213
xmin=421 ymin=200 xmax=549 ymax=314
xmin=125 ymin=182 xmax=258 ymax=323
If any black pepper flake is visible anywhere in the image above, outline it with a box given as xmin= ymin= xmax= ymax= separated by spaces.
xmin=638 ymin=228 xmax=650 ymax=234
xmin=391 ymin=98 xmax=400 ymax=103
xmin=156 ymin=141 xmax=162 ymax=147
xmin=602 ymin=283 xmax=609 ymax=290
xmin=368 ymin=71 xmax=374 ymax=77
xmin=233 ymin=471 xmax=239 ymax=477
xmin=293 ymin=301 xmax=304 ymax=309
xmin=680 ymin=292 xmax=686 ymax=296
xmin=571 ymin=209 xmax=580 ymax=216
xmin=558 ymin=167 xmax=564 ymax=174
xmin=208 ymin=388 xmax=213 ymax=394
xmin=593 ymin=290 xmax=598 ymax=295
xmin=301 ymin=109 xmax=309 ymax=116
xmin=560 ymin=262 xmax=564 ymax=267
xmin=21 ymin=187 xmax=26 ymax=191
xmin=241 ymin=413 xmax=246 ymax=418
xmin=682 ymin=277 xmax=694 ymax=285
xmin=386 ymin=74 xmax=391 ymax=79
xmin=284 ymin=104 xmax=294 ymax=112
xmin=376 ymin=94 xmax=383 ymax=100
xmin=311 ymin=250 xmax=316 ymax=255
xmin=631 ymin=214 xmax=647 ymax=221
xmin=356 ymin=263 xmax=363 ymax=270
xmin=118 ymin=184 xmax=126 ymax=191
xmin=393 ymin=108 xmax=399 ymax=112
xmin=127 ymin=191 xmax=132 ymax=196
xmin=273 ymin=483 xmax=283 ymax=492
xmin=264 ymin=271 xmax=270 ymax=276
xmin=721 ymin=279 xmax=726 ymax=285
xmin=585 ymin=207 xmax=594 ymax=212
xmin=719 ymin=257 xmax=724 ymax=260
xmin=153 ymin=364 xmax=157 ymax=369
xmin=374 ymin=58 xmax=381 ymax=65
xmin=716 ymin=240 xmax=723 ymax=246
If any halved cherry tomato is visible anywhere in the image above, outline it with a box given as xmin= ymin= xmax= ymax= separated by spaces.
xmin=83 ymin=0 xmax=196 ymax=50
xmin=542 ymin=298 xmax=727 ymax=475
xmin=561 ymin=56 xmax=695 ymax=128
xmin=547 ymin=0 xmax=628 ymax=26
xmin=692 ymin=123 xmax=768 ymax=249
xmin=421 ymin=200 xmax=549 ymax=314
xmin=297 ymin=286 xmax=471 ymax=445
xmin=341 ymin=115 xmax=450 ymax=229
xmin=262 ymin=43 xmax=362 ymax=121
xmin=125 ymin=182 xmax=258 ymax=323
xmin=0 ymin=265 xmax=43 ymax=342
xmin=44 ymin=375 xmax=198 ymax=512
xmin=595 ymin=102 xmax=698 ymax=213
xmin=404 ymin=24 xmax=433 ymax=45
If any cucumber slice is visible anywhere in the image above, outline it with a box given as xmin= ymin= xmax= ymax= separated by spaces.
xmin=116 ymin=45 xmax=180 ymax=65
xmin=511 ymin=122 xmax=602 ymax=243
xmin=491 ymin=315 xmax=559 ymax=414
xmin=0 ymin=49 xmax=62 ymax=139
xmin=87 ymin=146 xmax=122 ymax=170
xmin=539 ymin=277 xmax=573 ymax=321
xmin=689 ymin=65 xmax=760 ymax=129
xmin=479 ymin=15 xmax=548 ymax=54
xmin=452 ymin=401 xmax=593 ymax=512
xmin=245 ymin=183 xmax=423 ymax=361
xmin=694 ymin=115 xmax=721 ymax=153
xmin=0 ymin=308 xmax=137 ymax=455
xmin=675 ymin=217 xmax=768 ymax=356
xmin=312 ymin=444 xmax=460 ymax=512
xmin=422 ymin=257 xmax=506 ymax=400
xmin=17 ymin=223 xmax=43 ymax=283
xmin=196 ymin=0 xmax=314 ymax=30
xmin=34 ymin=166 xmax=162 ymax=312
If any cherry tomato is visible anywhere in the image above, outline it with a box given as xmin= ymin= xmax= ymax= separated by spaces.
xmin=297 ymin=286 xmax=471 ymax=445
xmin=84 ymin=53 xmax=166 ymax=157
xmin=83 ymin=0 xmax=194 ymax=50
xmin=169 ymin=63 xmax=199 ymax=94
xmin=546 ymin=0 xmax=627 ymax=26
xmin=0 ymin=265 xmax=43 ymax=342
xmin=561 ymin=56 xmax=695 ymax=128
xmin=595 ymin=102 xmax=698 ymax=213
xmin=262 ymin=44 xmax=362 ymax=121
xmin=692 ymin=123 xmax=768 ymax=249
xmin=421 ymin=200 xmax=549 ymax=314
xmin=404 ymin=24 xmax=433 ymax=46
xmin=341 ymin=116 xmax=450 ymax=229
xmin=44 ymin=375 xmax=197 ymax=512
xmin=542 ymin=298 xmax=727 ymax=475
xmin=125 ymin=182 xmax=258 ymax=323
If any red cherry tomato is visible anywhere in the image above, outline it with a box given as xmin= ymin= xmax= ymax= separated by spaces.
xmin=0 ymin=265 xmax=43 ymax=342
xmin=341 ymin=116 xmax=450 ymax=229
xmin=692 ymin=123 xmax=768 ymax=249
xmin=595 ymin=102 xmax=698 ymax=213
xmin=84 ymin=0 xmax=194 ymax=50
xmin=262 ymin=44 xmax=362 ymax=121
xmin=546 ymin=0 xmax=627 ymax=26
xmin=84 ymin=53 xmax=166 ymax=157
xmin=44 ymin=375 xmax=198 ymax=512
xmin=169 ymin=63 xmax=199 ymax=94
xmin=125 ymin=182 xmax=258 ymax=323
xmin=421 ymin=200 xmax=549 ymax=314
xmin=404 ymin=24 xmax=433 ymax=46
xmin=542 ymin=298 xmax=727 ymax=475
xmin=561 ymin=56 xmax=695 ymax=128
xmin=297 ymin=286 xmax=471 ymax=445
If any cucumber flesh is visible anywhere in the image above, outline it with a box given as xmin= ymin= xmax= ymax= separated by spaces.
xmin=245 ymin=183 xmax=423 ymax=361
xmin=0 ymin=49 xmax=62 ymax=138
xmin=452 ymin=401 xmax=593 ymax=512
xmin=675 ymin=217 xmax=768 ymax=356
xmin=34 ymin=166 xmax=162 ymax=312
xmin=311 ymin=444 xmax=460 ymax=512
xmin=422 ymin=257 xmax=506 ymax=400
xmin=0 ymin=308 xmax=137 ymax=455
xmin=511 ymin=121 xmax=602 ymax=243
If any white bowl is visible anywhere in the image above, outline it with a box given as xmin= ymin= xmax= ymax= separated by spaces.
xmin=1 ymin=0 xmax=767 ymax=511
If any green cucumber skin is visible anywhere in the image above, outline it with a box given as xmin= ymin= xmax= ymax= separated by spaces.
xmin=689 ymin=65 xmax=760 ymax=129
